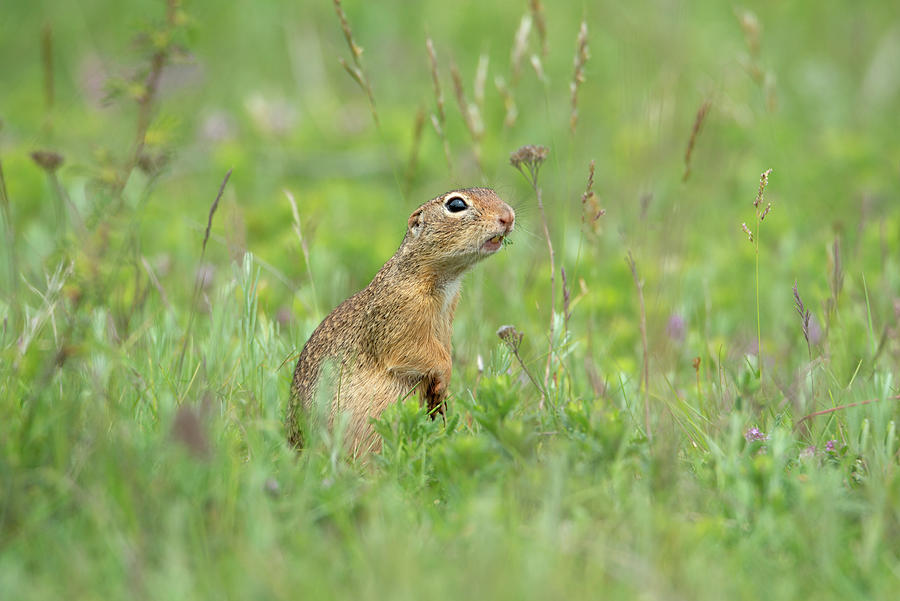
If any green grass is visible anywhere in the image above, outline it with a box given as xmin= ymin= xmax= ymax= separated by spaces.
xmin=2 ymin=0 xmax=900 ymax=599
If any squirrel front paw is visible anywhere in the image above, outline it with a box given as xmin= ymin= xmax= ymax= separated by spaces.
xmin=424 ymin=373 xmax=448 ymax=418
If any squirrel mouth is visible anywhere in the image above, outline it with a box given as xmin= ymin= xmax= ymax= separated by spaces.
xmin=481 ymin=233 xmax=506 ymax=253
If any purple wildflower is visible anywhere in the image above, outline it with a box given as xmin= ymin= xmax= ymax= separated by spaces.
xmin=666 ymin=313 xmax=686 ymax=343
xmin=825 ymin=439 xmax=837 ymax=452
xmin=800 ymin=445 xmax=816 ymax=459
xmin=744 ymin=427 xmax=769 ymax=442
xmin=807 ymin=314 xmax=823 ymax=346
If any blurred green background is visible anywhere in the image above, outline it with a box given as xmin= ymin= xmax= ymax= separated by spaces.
xmin=2 ymin=0 xmax=900 ymax=599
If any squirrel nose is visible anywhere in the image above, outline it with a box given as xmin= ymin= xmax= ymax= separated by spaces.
xmin=498 ymin=205 xmax=515 ymax=230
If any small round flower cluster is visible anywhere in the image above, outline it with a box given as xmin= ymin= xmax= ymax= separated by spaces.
xmin=800 ymin=440 xmax=840 ymax=459
xmin=744 ymin=427 xmax=769 ymax=442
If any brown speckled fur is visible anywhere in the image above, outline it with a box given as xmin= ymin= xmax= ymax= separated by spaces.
xmin=287 ymin=188 xmax=515 ymax=456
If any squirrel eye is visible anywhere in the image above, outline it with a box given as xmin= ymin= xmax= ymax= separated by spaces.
xmin=445 ymin=196 xmax=468 ymax=213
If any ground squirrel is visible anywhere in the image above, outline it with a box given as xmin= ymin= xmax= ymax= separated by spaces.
xmin=287 ymin=187 xmax=515 ymax=455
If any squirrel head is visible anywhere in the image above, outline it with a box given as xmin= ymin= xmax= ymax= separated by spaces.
xmin=401 ymin=187 xmax=515 ymax=278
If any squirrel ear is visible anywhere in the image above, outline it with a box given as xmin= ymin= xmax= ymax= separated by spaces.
xmin=407 ymin=208 xmax=424 ymax=237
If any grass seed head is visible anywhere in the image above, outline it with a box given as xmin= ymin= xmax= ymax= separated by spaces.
xmin=755 ymin=168 xmax=773 ymax=208
xmin=570 ymin=21 xmax=589 ymax=133
xmin=581 ymin=160 xmax=605 ymax=228
xmin=529 ymin=54 xmax=547 ymax=83
xmin=426 ymin=37 xmax=445 ymax=123
xmin=793 ymin=280 xmax=812 ymax=346
xmin=494 ymin=76 xmax=518 ymax=127
xmin=30 ymin=150 xmax=64 ymax=173
xmin=510 ymin=144 xmax=549 ymax=188
xmin=511 ymin=15 xmax=532 ymax=83
xmin=682 ymin=100 xmax=711 ymax=182
xmin=474 ymin=54 xmax=488 ymax=107
xmin=497 ymin=324 xmax=523 ymax=353
xmin=529 ymin=0 xmax=547 ymax=56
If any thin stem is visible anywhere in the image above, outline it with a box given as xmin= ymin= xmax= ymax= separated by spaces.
xmin=0 ymin=160 xmax=19 ymax=331
xmin=627 ymin=251 xmax=651 ymax=442
xmin=512 ymin=346 xmax=544 ymax=400
xmin=534 ymin=182 xmax=556 ymax=392
xmin=284 ymin=189 xmax=320 ymax=317
xmin=42 ymin=24 xmax=54 ymax=115
xmin=113 ymin=0 xmax=178 ymax=200
xmin=794 ymin=395 xmax=900 ymax=429
xmin=497 ymin=325 xmax=546 ymax=403
xmin=49 ymin=172 xmax=86 ymax=236
xmin=175 ymin=168 xmax=231 ymax=382
xmin=755 ymin=220 xmax=761 ymax=380
xmin=510 ymin=146 xmax=550 ymax=402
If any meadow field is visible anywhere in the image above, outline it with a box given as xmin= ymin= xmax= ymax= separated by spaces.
xmin=2 ymin=0 xmax=900 ymax=598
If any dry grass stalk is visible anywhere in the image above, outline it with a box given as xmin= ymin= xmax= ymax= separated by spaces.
xmin=474 ymin=54 xmax=488 ymax=109
xmin=0 ymin=159 xmax=20 ymax=330
xmin=284 ymin=189 xmax=320 ymax=317
xmin=742 ymin=168 xmax=774 ymax=382
xmin=175 ymin=168 xmax=232 ymax=380
xmin=426 ymin=38 xmax=445 ymax=123
xmin=42 ymin=24 xmax=54 ymax=112
xmin=569 ymin=21 xmax=589 ymax=134
xmin=794 ymin=395 xmax=900 ymax=429
xmin=640 ymin=192 xmax=652 ymax=221
xmin=763 ymin=73 xmax=777 ymax=113
xmin=793 ymin=279 xmax=815 ymax=403
xmin=737 ymin=9 xmax=763 ymax=86
xmin=511 ymin=15 xmax=532 ymax=84
xmin=404 ymin=106 xmax=426 ymax=192
xmin=333 ymin=0 xmax=362 ymax=60
xmin=510 ymin=145 xmax=556 ymax=393
xmin=449 ymin=64 xmax=476 ymax=135
xmin=429 ymin=115 xmax=453 ymax=172
xmin=737 ymin=10 xmax=760 ymax=58
xmin=426 ymin=38 xmax=453 ymax=171
xmin=495 ymin=76 xmax=518 ymax=128
xmin=529 ymin=0 xmax=547 ymax=56
xmin=529 ymin=55 xmax=546 ymax=83
xmin=584 ymin=355 xmax=605 ymax=397
xmin=682 ymin=100 xmax=711 ymax=182
xmin=333 ymin=0 xmax=378 ymax=125
xmin=141 ymin=256 xmax=170 ymax=310
xmin=736 ymin=9 xmax=777 ymax=111
xmin=580 ymin=159 xmax=605 ymax=231
xmin=692 ymin=357 xmax=702 ymax=399
xmin=450 ymin=63 xmax=484 ymax=171
xmin=793 ymin=281 xmax=812 ymax=357
xmin=825 ymin=236 xmax=843 ymax=336
xmin=202 ymin=172 xmax=229 ymax=251
xmin=831 ymin=237 xmax=843 ymax=294
xmin=561 ymin=266 xmax=571 ymax=336
xmin=626 ymin=251 xmax=651 ymax=442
